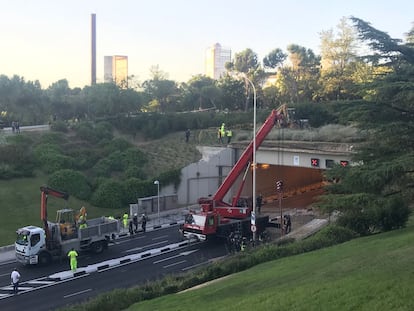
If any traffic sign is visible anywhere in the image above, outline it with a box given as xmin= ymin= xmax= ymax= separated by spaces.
xmin=251 ymin=224 xmax=257 ymax=232
xmin=251 ymin=212 xmax=256 ymax=225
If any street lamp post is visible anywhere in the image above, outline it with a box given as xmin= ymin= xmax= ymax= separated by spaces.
xmin=154 ymin=180 xmax=160 ymax=224
xmin=242 ymin=76 xmax=257 ymax=242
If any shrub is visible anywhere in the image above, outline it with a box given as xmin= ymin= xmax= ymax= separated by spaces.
xmin=66 ymin=147 xmax=102 ymax=170
xmin=33 ymin=143 xmax=62 ymax=161
xmin=75 ymin=122 xmax=113 ymax=144
xmin=48 ymin=169 xmax=92 ymax=200
xmin=0 ymin=163 xmax=15 ymax=179
xmin=123 ymin=178 xmax=154 ymax=203
xmin=39 ymin=153 xmax=74 ymax=174
xmin=91 ymin=158 xmax=113 ymax=177
xmin=50 ymin=120 xmax=68 ymax=133
xmin=104 ymin=137 xmax=132 ymax=154
xmin=124 ymin=165 xmax=147 ymax=180
xmin=91 ymin=180 xmax=125 ymax=209
xmin=0 ymin=144 xmax=36 ymax=178
xmin=39 ymin=131 xmax=67 ymax=144
xmin=122 ymin=148 xmax=148 ymax=168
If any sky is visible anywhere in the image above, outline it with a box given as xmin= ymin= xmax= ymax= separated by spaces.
xmin=0 ymin=0 xmax=413 ymax=89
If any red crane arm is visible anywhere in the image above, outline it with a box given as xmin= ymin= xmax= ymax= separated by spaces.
xmin=40 ymin=186 xmax=69 ymax=237
xmin=212 ymin=105 xmax=287 ymax=206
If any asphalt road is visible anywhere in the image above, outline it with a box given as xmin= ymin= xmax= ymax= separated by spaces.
xmin=0 ymin=225 xmax=228 ymax=311
xmin=0 ymin=190 xmax=321 ymax=310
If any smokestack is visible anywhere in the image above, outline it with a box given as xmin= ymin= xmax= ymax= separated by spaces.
xmin=91 ymin=13 xmax=96 ymax=85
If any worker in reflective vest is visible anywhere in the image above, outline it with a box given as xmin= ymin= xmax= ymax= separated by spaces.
xmin=67 ymin=248 xmax=78 ymax=272
xmin=123 ymin=212 xmax=129 ymax=229
xmin=226 ymin=129 xmax=232 ymax=144
xmin=79 ymin=215 xmax=87 ymax=229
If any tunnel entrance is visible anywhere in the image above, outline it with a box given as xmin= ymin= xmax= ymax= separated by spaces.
xmin=254 ymin=164 xmax=324 ymax=202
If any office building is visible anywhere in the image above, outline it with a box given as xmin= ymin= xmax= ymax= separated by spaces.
xmin=104 ymin=55 xmax=128 ymax=88
xmin=205 ymin=43 xmax=231 ymax=80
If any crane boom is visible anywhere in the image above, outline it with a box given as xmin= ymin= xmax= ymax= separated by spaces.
xmin=212 ymin=104 xmax=288 ymax=208
xmin=40 ymin=186 xmax=69 ymax=241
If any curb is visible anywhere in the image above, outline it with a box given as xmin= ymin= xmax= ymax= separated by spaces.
xmin=48 ymin=239 xmax=192 ymax=281
xmin=0 ymin=245 xmax=14 ymax=253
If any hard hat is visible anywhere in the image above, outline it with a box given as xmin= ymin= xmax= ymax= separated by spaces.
xmin=134 ymin=213 xmax=137 ymax=216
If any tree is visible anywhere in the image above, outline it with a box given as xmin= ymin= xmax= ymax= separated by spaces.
xmin=232 ymin=48 xmax=260 ymax=73
xmin=263 ymin=48 xmax=287 ymax=70
xmin=0 ymin=75 xmax=46 ymax=124
xmin=275 ymin=44 xmax=320 ymax=103
xmin=179 ymin=75 xmax=219 ymax=111
xmin=217 ymin=75 xmax=245 ymax=111
xmin=81 ymin=83 xmax=121 ymax=118
xmin=320 ymin=18 xmax=414 ymax=235
xmin=351 ymin=16 xmax=414 ymax=64
xmin=318 ymin=17 xmax=366 ymax=100
xmin=142 ymin=66 xmax=179 ymax=113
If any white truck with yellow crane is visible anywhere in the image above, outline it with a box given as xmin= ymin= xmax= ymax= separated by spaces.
xmin=15 ymin=186 xmax=120 ymax=265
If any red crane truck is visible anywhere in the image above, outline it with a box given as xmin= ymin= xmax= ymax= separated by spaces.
xmin=181 ymin=104 xmax=288 ymax=241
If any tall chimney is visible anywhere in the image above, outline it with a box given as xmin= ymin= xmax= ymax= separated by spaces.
xmin=91 ymin=13 xmax=96 ymax=85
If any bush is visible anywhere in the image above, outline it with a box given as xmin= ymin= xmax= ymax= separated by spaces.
xmin=33 ymin=143 xmax=62 ymax=161
xmin=48 ymin=169 xmax=92 ymax=200
xmin=123 ymin=166 xmax=146 ymax=180
xmin=66 ymin=147 xmax=102 ymax=170
xmin=39 ymin=153 xmax=74 ymax=174
xmin=0 ymin=163 xmax=15 ymax=179
xmin=104 ymin=138 xmax=132 ymax=154
xmin=123 ymin=178 xmax=154 ymax=203
xmin=75 ymin=122 xmax=113 ymax=144
xmin=91 ymin=180 xmax=125 ymax=209
xmin=91 ymin=158 xmax=113 ymax=177
xmin=0 ymin=143 xmax=36 ymax=178
xmin=50 ymin=121 xmax=68 ymax=133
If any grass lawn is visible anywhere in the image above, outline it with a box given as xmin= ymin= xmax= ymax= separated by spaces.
xmin=128 ymin=222 xmax=414 ymax=311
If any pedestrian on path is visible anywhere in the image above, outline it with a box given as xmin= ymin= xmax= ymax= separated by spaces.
xmin=128 ymin=220 xmax=134 ymax=236
xmin=141 ymin=214 xmax=147 ymax=232
xmin=68 ymin=248 xmax=78 ymax=272
xmin=10 ymin=268 xmax=20 ymax=295
xmin=133 ymin=213 xmax=139 ymax=232
xmin=256 ymin=194 xmax=263 ymax=214
xmin=185 ymin=129 xmax=191 ymax=143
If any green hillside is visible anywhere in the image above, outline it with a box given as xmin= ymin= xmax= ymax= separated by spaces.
xmin=129 ymin=220 xmax=414 ymax=311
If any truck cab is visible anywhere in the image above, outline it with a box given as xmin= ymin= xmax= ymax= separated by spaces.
xmin=15 ymin=226 xmax=47 ymax=265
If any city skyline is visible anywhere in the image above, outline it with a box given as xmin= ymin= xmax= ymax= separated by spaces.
xmin=0 ymin=0 xmax=413 ymax=89
xmin=104 ymin=55 xmax=128 ymax=87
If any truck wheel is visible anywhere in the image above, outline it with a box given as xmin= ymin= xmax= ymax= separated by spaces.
xmin=38 ymin=252 xmax=51 ymax=265
xmin=91 ymin=241 xmax=104 ymax=254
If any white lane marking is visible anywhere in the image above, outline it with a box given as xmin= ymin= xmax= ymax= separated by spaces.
xmin=63 ymin=288 xmax=92 ymax=299
xmin=26 ymin=280 xmax=55 ymax=285
xmin=124 ymin=240 xmax=169 ymax=253
xmin=114 ymin=235 xmax=146 ymax=245
xmin=153 ymin=249 xmax=199 ymax=264
xmin=163 ymin=260 xmax=186 ymax=268
xmin=152 ymin=235 xmax=169 ymax=240
xmin=153 ymin=254 xmax=182 ymax=264
xmin=2 ymin=286 xmax=33 ymax=291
